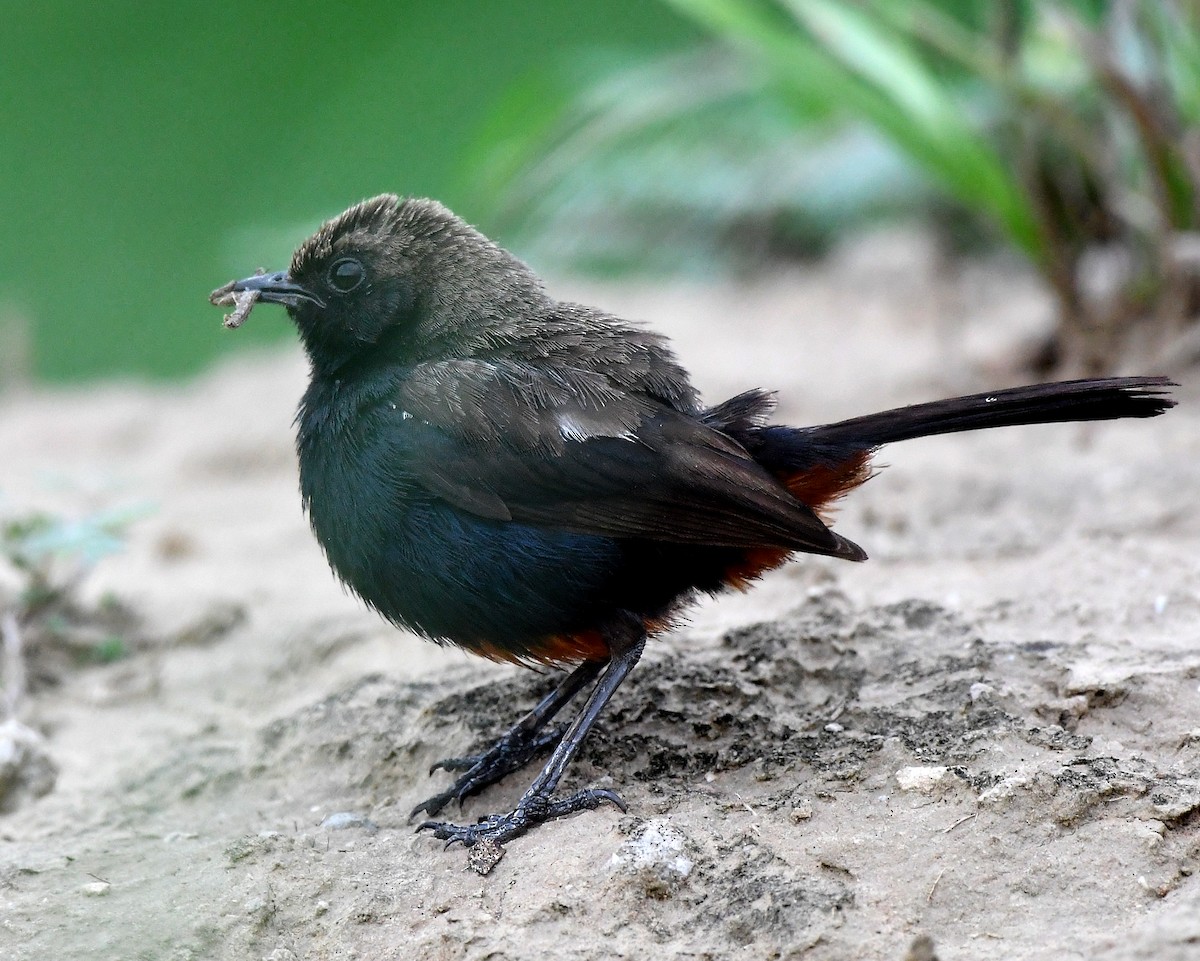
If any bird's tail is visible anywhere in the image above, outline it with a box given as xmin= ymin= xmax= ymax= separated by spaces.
xmin=720 ymin=376 xmax=1175 ymax=530
xmin=702 ymin=375 xmax=1175 ymax=574
xmin=804 ymin=376 xmax=1176 ymax=452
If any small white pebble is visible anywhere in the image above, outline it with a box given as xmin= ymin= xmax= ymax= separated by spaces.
xmin=896 ymin=766 xmax=951 ymax=793
xmin=969 ymin=682 xmax=994 ymax=703
xmin=81 ymin=881 xmax=110 ymax=897
xmin=824 ymin=722 xmax=844 ymax=733
xmin=1153 ymin=594 xmax=1168 ymax=616
xmin=609 ymin=819 xmax=693 ymax=879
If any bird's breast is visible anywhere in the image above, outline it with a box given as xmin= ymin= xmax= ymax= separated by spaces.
xmin=297 ymin=402 xmax=419 ymax=597
xmin=295 ymin=397 xmax=627 ymax=657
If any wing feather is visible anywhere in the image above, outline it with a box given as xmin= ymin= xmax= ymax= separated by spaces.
xmin=391 ymin=359 xmax=864 ymax=560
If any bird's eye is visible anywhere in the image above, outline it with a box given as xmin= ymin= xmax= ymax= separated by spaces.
xmin=328 ymin=258 xmax=366 ymax=293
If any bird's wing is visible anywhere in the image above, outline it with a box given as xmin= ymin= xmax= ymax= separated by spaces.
xmin=391 ymin=359 xmax=863 ymax=558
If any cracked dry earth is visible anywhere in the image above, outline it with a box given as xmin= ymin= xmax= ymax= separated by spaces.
xmin=1 ymin=248 xmax=1198 ymax=960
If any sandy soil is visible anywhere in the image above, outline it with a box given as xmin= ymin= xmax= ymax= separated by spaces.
xmin=1 ymin=234 xmax=1197 ymax=960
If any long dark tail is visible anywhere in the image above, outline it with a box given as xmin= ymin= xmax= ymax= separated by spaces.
xmin=807 ymin=376 xmax=1176 ymax=451
xmin=719 ymin=376 xmax=1176 ymax=531
xmin=704 ymin=376 xmax=1175 ymax=568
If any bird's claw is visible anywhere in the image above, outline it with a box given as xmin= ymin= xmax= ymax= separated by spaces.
xmin=416 ymin=787 xmax=625 ymax=848
xmin=429 ymin=754 xmax=481 ymax=775
xmin=411 ymin=724 xmax=567 ymax=819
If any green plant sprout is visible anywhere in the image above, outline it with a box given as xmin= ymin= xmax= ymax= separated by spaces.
xmin=0 ymin=502 xmax=149 ymax=716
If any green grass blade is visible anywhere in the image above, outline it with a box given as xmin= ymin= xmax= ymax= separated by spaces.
xmin=667 ymin=0 xmax=1044 ymax=258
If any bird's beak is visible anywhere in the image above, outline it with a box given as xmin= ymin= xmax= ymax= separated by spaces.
xmin=225 ymin=270 xmax=325 ymax=309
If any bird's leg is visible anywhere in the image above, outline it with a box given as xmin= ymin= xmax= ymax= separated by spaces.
xmin=411 ymin=659 xmax=603 ymax=818
xmin=417 ymin=615 xmax=646 ymax=848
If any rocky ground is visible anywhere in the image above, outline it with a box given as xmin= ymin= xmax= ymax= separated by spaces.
xmin=1 ymin=234 xmax=1197 ymax=960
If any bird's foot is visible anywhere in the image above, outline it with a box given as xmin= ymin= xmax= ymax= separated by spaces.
xmin=411 ymin=724 xmax=566 ymax=818
xmin=417 ymin=787 xmax=625 ymax=848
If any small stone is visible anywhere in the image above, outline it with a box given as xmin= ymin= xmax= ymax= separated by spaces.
xmin=789 ymin=802 xmax=814 ymax=822
xmin=896 ymin=766 xmax=951 ymax=793
xmin=824 ymin=722 xmax=845 ymax=733
xmin=610 ymin=819 xmax=693 ymax=898
xmin=1062 ymin=665 xmax=1129 ymax=702
xmin=968 ymin=682 xmax=994 ymax=703
xmin=81 ymin=881 xmax=111 ymax=897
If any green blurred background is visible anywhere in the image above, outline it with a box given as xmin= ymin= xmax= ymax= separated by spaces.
xmin=4 ymin=1 xmax=1195 ymax=382
xmin=0 ymin=1 xmax=697 ymax=382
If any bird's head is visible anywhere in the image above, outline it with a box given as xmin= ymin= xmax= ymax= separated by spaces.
xmin=215 ymin=194 xmax=544 ymax=374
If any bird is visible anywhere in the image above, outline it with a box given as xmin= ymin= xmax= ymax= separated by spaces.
xmin=211 ymin=194 xmax=1175 ymax=851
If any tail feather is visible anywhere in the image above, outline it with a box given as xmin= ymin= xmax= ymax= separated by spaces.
xmin=703 ymin=376 xmax=1174 ymax=578
xmin=807 ymin=376 xmax=1175 ymax=451
xmin=725 ymin=376 xmax=1176 ymax=515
